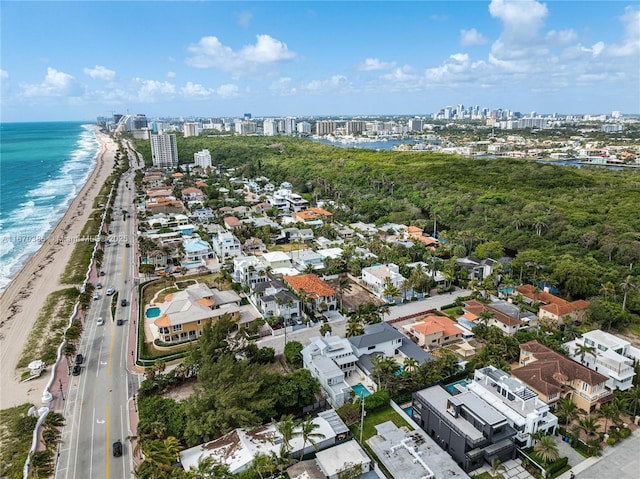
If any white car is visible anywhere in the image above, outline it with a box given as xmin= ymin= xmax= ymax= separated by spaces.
xmin=106 ymin=287 xmax=116 ymax=296
xmin=93 ymin=292 xmax=100 ymax=300
xmin=97 ymin=317 xmax=105 ymax=326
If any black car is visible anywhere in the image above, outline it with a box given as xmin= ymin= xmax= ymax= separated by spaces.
xmin=112 ymin=440 xmax=123 ymax=457
xmin=116 ymin=319 xmax=124 ymax=326
xmin=120 ymin=299 xmax=127 ymax=307
xmin=72 ymin=364 xmax=81 ymax=376
xmin=99 ymin=271 xmax=105 ymax=276
xmin=125 ymin=243 xmax=131 ymax=248
xmin=74 ymin=354 xmax=84 ymax=365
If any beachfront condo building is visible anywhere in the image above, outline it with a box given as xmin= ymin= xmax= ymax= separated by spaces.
xmin=150 ymin=134 xmax=178 ymax=168
xmin=193 ymin=149 xmax=212 ymax=169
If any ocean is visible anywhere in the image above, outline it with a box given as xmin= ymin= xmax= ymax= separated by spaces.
xmin=0 ymin=121 xmax=100 ymax=292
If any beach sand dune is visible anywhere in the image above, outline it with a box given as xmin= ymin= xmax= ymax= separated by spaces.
xmin=0 ymin=130 xmax=117 ymax=409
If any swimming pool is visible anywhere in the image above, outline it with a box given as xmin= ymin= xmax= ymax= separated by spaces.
xmin=444 ymin=379 xmax=468 ymax=395
xmin=352 ymin=383 xmax=371 ymax=398
xmin=403 ymin=406 xmax=414 ymax=416
xmin=182 ymin=260 xmax=204 ymax=269
xmin=146 ymin=307 xmax=161 ymax=318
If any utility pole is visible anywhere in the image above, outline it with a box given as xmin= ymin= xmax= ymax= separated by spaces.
xmin=359 ymin=391 xmax=366 ymax=444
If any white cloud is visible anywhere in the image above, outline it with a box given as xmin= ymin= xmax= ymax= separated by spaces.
xmin=489 ymin=0 xmax=548 ymax=40
xmin=269 ymin=77 xmax=297 ymax=95
xmin=186 ymin=34 xmax=296 ymax=75
xmin=0 ymin=69 xmax=8 ymax=80
xmin=20 ymin=67 xmax=85 ymax=98
xmin=426 ymin=53 xmax=472 ymax=82
xmin=303 ymin=75 xmax=349 ymax=93
xmin=216 ymin=84 xmax=240 ymax=98
xmin=83 ymin=65 xmax=115 ymax=80
xmin=460 ymin=28 xmax=489 ymax=46
xmin=545 ymin=29 xmax=577 ymax=45
xmin=166 ymin=71 xmax=176 ymax=78
xmin=237 ymin=11 xmax=253 ymax=27
xmin=358 ymin=58 xmax=397 ymax=71
xmin=181 ymin=82 xmax=213 ymax=99
xmin=607 ymin=6 xmax=640 ymax=57
xmin=131 ymin=78 xmax=176 ymax=102
xmin=382 ymin=66 xmax=419 ymax=83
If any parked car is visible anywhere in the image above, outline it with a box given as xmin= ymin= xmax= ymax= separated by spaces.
xmin=96 ymin=282 xmax=103 ymax=289
xmin=97 ymin=317 xmax=104 ymax=326
xmin=93 ymin=292 xmax=100 ymax=300
xmin=72 ymin=364 xmax=81 ymax=376
xmin=106 ymin=287 xmax=115 ymax=296
xmin=112 ymin=440 xmax=122 ymax=457
xmin=120 ymin=299 xmax=127 ymax=307
xmin=75 ymin=354 xmax=84 ymax=365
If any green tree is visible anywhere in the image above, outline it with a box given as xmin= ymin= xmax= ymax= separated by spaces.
xmin=298 ymin=417 xmax=326 ymax=460
xmin=474 ymin=241 xmax=505 ymax=260
xmin=489 ymin=458 xmax=506 ymax=478
xmin=555 ymin=398 xmax=581 ymax=425
xmin=574 ymin=342 xmax=596 ymax=364
xmin=346 ymin=319 xmax=364 ymax=338
xmin=533 ymin=435 xmax=560 ymax=464
xmin=283 ymin=341 xmax=303 ymax=368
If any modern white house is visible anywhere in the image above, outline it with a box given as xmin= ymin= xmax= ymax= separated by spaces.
xmin=231 ymin=255 xmax=268 ymax=288
xmin=302 ymin=335 xmax=358 ymax=408
xmin=361 ymin=263 xmax=408 ymax=300
xmin=210 ymin=231 xmax=242 ymax=261
xmin=261 ymin=251 xmax=293 ymax=270
xmin=468 ymin=366 xmax=558 ymax=447
xmin=564 ymin=329 xmax=639 ymax=391
xmin=252 ymin=280 xmax=301 ymax=324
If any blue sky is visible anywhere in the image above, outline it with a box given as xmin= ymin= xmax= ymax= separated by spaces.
xmin=1 ymin=1 xmax=638 ymax=121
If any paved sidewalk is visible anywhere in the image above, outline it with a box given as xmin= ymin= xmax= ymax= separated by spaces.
xmin=474 ymin=458 xmax=535 ymax=479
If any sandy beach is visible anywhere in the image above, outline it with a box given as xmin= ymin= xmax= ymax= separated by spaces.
xmin=0 ymin=129 xmax=117 ymax=410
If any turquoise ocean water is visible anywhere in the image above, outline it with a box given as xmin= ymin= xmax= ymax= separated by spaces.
xmin=0 ymin=122 xmax=100 ymax=291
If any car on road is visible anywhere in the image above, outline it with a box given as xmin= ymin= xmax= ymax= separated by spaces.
xmin=75 ymin=354 xmax=84 ymax=365
xmin=116 ymin=319 xmax=124 ymax=326
xmin=97 ymin=317 xmax=104 ymax=326
xmin=120 ymin=299 xmax=127 ymax=307
xmin=112 ymin=440 xmax=122 ymax=457
xmin=99 ymin=271 xmax=105 ymax=276
xmin=125 ymin=243 xmax=131 ymax=248
xmin=93 ymin=292 xmax=100 ymax=300
xmin=72 ymin=364 xmax=81 ymax=376
xmin=96 ymin=282 xmax=102 ymax=289
xmin=106 ymin=287 xmax=115 ymax=296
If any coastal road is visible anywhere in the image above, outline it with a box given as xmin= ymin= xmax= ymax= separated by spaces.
xmin=56 ymin=167 xmax=139 ymax=479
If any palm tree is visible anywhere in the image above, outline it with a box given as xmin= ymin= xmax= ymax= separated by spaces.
xmin=382 ymin=278 xmax=401 ymax=304
xmin=598 ymin=403 xmax=619 ymax=434
xmin=336 ymin=276 xmax=352 ymax=310
xmin=555 ymin=397 xmax=582 ymax=425
xmin=620 ymin=275 xmax=637 ymax=312
xmin=403 ymin=356 xmax=419 ymax=375
xmin=574 ymin=342 xmax=596 ymax=364
xmin=275 ymin=415 xmax=299 ymax=458
xmin=599 ymin=282 xmax=615 ymax=302
xmin=577 ymin=415 xmax=601 ymax=438
xmin=489 ymin=458 xmax=506 ymax=477
xmin=298 ymin=417 xmax=326 ymax=460
xmin=345 ymin=319 xmax=364 ymax=338
xmin=533 ymin=435 xmax=560 ymax=464
xmin=401 ymin=278 xmax=413 ymax=302
xmin=319 ymin=323 xmax=332 ymax=336
xmin=625 ymin=386 xmax=640 ymax=419
xmin=478 ymin=310 xmax=495 ymax=326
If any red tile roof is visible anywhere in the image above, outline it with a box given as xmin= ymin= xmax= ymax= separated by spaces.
xmin=284 ymin=274 xmax=336 ymax=298
xmin=409 ymin=315 xmax=463 ymax=338
xmin=224 ymin=216 xmax=241 ymax=228
xmin=540 ymin=300 xmax=590 ymax=317
xmin=517 ymin=285 xmax=567 ymax=305
xmin=463 ymin=300 xmax=521 ymax=327
xmin=513 ymin=341 xmax=609 ymax=397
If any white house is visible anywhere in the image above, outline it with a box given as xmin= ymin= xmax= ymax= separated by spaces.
xmin=468 ymin=366 xmax=558 ymax=447
xmin=564 ymin=329 xmax=639 ymax=391
xmin=211 ymin=231 xmax=242 ymax=261
xmin=361 ymin=263 xmax=407 ymax=300
xmin=252 ymin=280 xmax=301 ymax=323
xmin=261 ymin=251 xmax=293 ymax=270
xmin=183 ymin=238 xmax=213 ymax=261
xmin=232 ymin=255 xmax=268 ymax=288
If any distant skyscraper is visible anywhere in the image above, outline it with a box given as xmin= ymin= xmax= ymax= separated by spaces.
xmin=131 ymin=114 xmax=148 ymax=130
xmin=183 ymin=122 xmax=200 ymax=137
xmin=244 ymin=113 xmax=252 ymax=120
xmin=315 ymin=120 xmax=336 ymax=135
xmin=408 ymin=119 xmax=423 ymax=132
xmin=194 ymin=149 xmax=212 ymax=169
xmin=150 ymin=134 xmax=178 ymax=168
xmin=345 ymin=121 xmax=366 ymax=135
xmin=284 ymin=117 xmax=296 ymax=134
xmin=296 ymin=121 xmax=311 ymax=135
xmin=263 ymin=119 xmax=278 ymax=136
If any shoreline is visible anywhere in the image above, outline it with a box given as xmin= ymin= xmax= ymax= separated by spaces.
xmin=0 ymin=128 xmax=117 ymax=409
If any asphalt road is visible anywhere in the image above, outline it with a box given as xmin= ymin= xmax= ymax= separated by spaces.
xmin=56 ymin=161 xmax=139 ymax=479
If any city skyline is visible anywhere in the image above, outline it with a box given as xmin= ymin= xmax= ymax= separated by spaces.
xmin=1 ymin=1 xmax=639 ymax=122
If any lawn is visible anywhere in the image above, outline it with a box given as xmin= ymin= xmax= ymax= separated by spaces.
xmin=349 ymin=406 xmax=413 ymax=442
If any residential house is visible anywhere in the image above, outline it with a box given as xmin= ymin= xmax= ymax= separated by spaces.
xmin=182 ymin=187 xmax=205 ymax=202
xmin=516 ymin=284 xmax=590 ymax=326
xmin=211 ymin=231 xmax=242 ymax=261
xmin=261 ymin=251 xmax=293 ymax=270
xmin=191 ymin=207 xmax=215 ymax=222
xmin=462 ymin=300 xmax=522 ymax=336
xmin=284 ymin=274 xmax=337 ymax=314
xmin=293 ymin=207 xmax=333 ymax=225
xmin=302 ymin=335 xmax=359 ymax=407
xmin=180 ymin=409 xmax=350 ymax=474
xmin=315 ymin=441 xmax=371 ymax=479
xmin=151 ymin=284 xmax=242 ymax=345
xmin=402 ymin=315 xmax=466 ymax=348
xmin=250 ymin=202 xmax=271 ymax=216
xmin=468 ymin=366 xmax=558 ymax=447
xmin=252 ymin=280 xmax=301 ymax=324
xmin=317 ymin=247 xmax=343 ymax=260
xmin=242 ymin=237 xmax=267 ymax=255
xmin=513 ymin=341 xmax=612 ymax=412
xmin=456 ymin=257 xmax=498 ymax=280
xmin=232 ymin=255 xmax=268 ymax=288
xmin=183 ymin=238 xmax=213 ymax=261
xmin=291 ymin=249 xmax=325 ymax=272
xmin=412 ymin=385 xmax=517 ymax=472
xmin=564 ymin=330 xmax=639 ymax=391
xmin=224 ymin=216 xmax=242 ymax=230
xmin=361 ymin=263 xmax=408 ymax=301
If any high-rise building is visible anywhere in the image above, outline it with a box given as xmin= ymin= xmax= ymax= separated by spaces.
xmin=263 ymin=119 xmax=279 ymax=136
xmin=150 ymin=134 xmax=178 ymax=168
xmin=296 ymin=121 xmax=311 ymax=135
xmin=131 ymin=114 xmax=148 ymax=130
xmin=345 ymin=121 xmax=366 ymax=135
xmin=235 ymin=120 xmax=257 ymax=135
xmin=183 ymin=122 xmax=200 ymax=137
xmin=408 ymin=119 xmax=423 ymax=132
xmin=315 ymin=120 xmax=336 ymax=136
xmin=194 ymin=149 xmax=212 ymax=169
xmin=284 ymin=117 xmax=296 ymax=135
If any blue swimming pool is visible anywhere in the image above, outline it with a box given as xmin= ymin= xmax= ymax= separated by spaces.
xmin=444 ymin=379 xmax=468 ymax=394
xmin=352 ymin=383 xmax=371 ymax=398
xmin=146 ymin=307 xmax=161 ymax=318
xmin=403 ymin=406 xmax=414 ymax=416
